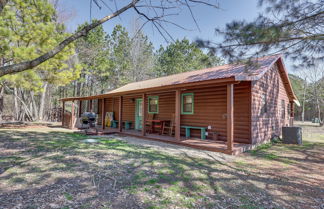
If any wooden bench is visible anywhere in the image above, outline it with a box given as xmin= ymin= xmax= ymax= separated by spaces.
xmin=111 ymin=120 xmax=132 ymax=130
xmin=181 ymin=126 xmax=207 ymax=140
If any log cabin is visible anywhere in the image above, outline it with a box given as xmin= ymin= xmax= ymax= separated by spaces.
xmin=61 ymin=54 xmax=298 ymax=155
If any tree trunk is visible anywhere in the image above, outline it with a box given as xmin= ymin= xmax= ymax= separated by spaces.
xmin=73 ymin=81 xmax=76 ymax=97
xmin=15 ymin=88 xmax=34 ymax=121
xmin=90 ymin=79 xmax=94 ymax=96
xmin=47 ymin=86 xmax=53 ymax=121
xmin=0 ymin=85 xmax=4 ymax=122
xmin=76 ymin=80 xmax=81 ymax=97
xmin=39 ymin=83 xmax=48 ymax=121
xmin=30 ymin=91 xmax=39 ymax=120
xmin=301 ymin=81 xmax=307 ymax=122
xmin=313 ymin=84 xmax=321 ymax=123
xmin=317 ymin=98 xmax=321 ymax=123
xmin=13 ymin=88 xmax=19 ymax=120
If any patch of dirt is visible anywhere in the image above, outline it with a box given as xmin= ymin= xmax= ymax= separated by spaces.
xmin=0 ymin=126 xmax=323 ymax=209
xmin=94 ymin=134 xmax=235 ymax=162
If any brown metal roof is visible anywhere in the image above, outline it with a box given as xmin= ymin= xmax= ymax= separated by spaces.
xmin=61 ymin=54 xmax=297 ymax=101
xmin=108 ymin=54 xmax=280 ymax=94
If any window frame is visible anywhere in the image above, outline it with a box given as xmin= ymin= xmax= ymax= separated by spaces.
xmin=148 ymin=96 xmax=159 ymax=114
xmin=181 ymin=93 xmax=194 ymax=115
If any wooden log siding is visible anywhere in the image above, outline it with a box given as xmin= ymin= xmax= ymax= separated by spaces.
xmin=251 ymin=63 xmax=291 ymax=144
xmin=96 ymin=82 xmax=251 ymax=143
xmin=99 ymin=83 xmax=251 ymax=143
xmin=180 ymin=82 xmax=251 ymax=143
xmin=122 ymin=95 xmax=136 ymax=124
xmin=101 ymin=97 xmax=120 ymax=121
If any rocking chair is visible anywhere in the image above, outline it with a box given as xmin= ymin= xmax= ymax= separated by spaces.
xmin=162 ymin=113 xmax=175 ymax=136
xmin=145 ymin=114 xmax=155 ymax=134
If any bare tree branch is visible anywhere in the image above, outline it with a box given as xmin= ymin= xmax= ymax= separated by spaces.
xmin=197 ymin=0 xmax=324 ymax=66
xmin=0 ymin=0 xmax=139 ymax=77
xmin=1 ymin=0 xmax=220 ymax=77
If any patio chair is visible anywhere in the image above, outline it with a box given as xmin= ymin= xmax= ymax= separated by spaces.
xmin=162 ymin=113 xmax=175 ymax=136
xmin=145 ymin=114 xmax=155 ymax=134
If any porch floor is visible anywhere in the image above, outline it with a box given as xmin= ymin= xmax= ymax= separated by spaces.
xmin=80 ymin=127 xmax=253 ymax=155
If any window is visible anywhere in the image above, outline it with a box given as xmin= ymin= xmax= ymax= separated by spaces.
xmin=148 ymin=96 xmax=159 ymax=113
xmin=281 ymin=100 xmax=285 ymax=119
xmin=181 ymin=93 xmax=194 ymax=114
xmin=261 ymin=94 xmax=267 ymax=114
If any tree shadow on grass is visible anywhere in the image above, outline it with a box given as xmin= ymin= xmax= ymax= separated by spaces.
xmin=0 ymin=129 xmax=323 ymax=209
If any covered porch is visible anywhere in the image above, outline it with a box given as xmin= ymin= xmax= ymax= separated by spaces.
xmin=61 ymin=80 xmax=251 ymax=155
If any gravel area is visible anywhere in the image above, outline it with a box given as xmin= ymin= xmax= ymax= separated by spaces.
xmin=93 ymin=134 xmax=235 ymax=162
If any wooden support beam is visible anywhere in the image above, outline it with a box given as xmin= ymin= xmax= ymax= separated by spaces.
xmin=101 ymin=98 xmax=105 ymax=129
xmin=78 ymin=100 xmax=82 ymax=117
xmin=142 ymin=94 xmax=146 ymax=136
xmin=118 ymin=96 xmax=123 ymax=132
xmin=175 ymin=89 xmax=181 ymax=140
xmin=62 ymin=101 xmax=65 ymax=127
xmin=112 ymin=97 xmax=114 ymax=112
xmin=71 ymin=101 xmax=75 ymax=129
xmin=227 ymin=84 xmax=234 ymax=152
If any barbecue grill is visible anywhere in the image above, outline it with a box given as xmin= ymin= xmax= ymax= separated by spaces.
xmin=81 ymin=112 xmax=97 ymax=128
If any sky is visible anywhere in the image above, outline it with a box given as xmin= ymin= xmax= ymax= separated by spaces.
xmin=60 ymin=0 xmax=294 ymax=73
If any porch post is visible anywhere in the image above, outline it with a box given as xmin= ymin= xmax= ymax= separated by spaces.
xmin=62 ymin=101 xmax=65 ymax=127
xmin=71 ymin=100 xmax=75 ymax=129
xmin=175 ymin=89 xmax=181 ymax=140
xmin=101 ymin=98 xmax=105 ymax=129
xmin=118 ymin=96 xmax=123 ymax=132
xmin=78 ymin=100 xmax=82 ymax=117
xmin=142 ymin=93 xmax=146 ymax=136
xmin=227 ymin=84 xmax=234 ymax=152
xmin=112 ymin=97 xmax=114 ymax=112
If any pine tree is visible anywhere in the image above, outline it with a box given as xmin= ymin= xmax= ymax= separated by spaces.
xmin=155 ymin=39 xmax=223 ymax=76
xmin=0 ymin=0 xmax=81 ymax=121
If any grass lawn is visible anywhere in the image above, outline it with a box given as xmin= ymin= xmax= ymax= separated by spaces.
xmin=0 ymin=124 xmax=323 ymax=209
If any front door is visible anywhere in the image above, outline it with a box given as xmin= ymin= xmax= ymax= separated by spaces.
xmin=135 ymin=99 xmax=143 ymax=130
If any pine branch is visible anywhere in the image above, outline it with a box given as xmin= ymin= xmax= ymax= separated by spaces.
xmin=0 ymin=0 xmax=8 ymax=13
